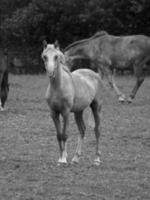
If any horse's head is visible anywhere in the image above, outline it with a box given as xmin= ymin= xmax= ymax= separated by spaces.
xmin=41 ymin=40 xmax=65 ymax=77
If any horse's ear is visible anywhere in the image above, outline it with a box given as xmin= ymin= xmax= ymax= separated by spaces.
xmin=42 ymin=40 xmax=47 ymax=49
xmin=54 ymin=40 xmax=60 ymax=50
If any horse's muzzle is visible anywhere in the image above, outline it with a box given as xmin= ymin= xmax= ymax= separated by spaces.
xmin=48 ymin=71 xmax=55 ymax=79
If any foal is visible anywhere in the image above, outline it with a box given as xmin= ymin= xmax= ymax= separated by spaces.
xmin=42 ymin=41 xmax=103 ymax=165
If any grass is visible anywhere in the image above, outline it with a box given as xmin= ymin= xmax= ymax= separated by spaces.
xmin=0 ymin=74 xmax=150 ymax=200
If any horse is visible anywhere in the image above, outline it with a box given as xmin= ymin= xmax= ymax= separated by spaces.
xmin=41 ymin=40 xmax=103 ymax=165
xmin=0 ymin=48 xmax=9 ymax=111
xmin=64 ymin=31 xmax=150 ymax=103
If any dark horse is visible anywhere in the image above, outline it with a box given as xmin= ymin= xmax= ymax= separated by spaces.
xmin=64 ymin=31 xmax=150 ymax=102
xmin=0 ymin=49 xmax=9 ymax=111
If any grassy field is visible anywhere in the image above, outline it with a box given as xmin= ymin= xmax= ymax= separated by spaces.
xmin=0 ymin=74 xmax=150 ymax=200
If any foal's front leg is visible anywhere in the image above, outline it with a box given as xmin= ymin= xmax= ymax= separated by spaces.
xmin=61 ymin=112 xmax=70 ymax=164
xmin=51 ymin=112 xmax=64 ymax=163
xmin=52 ymin=108 xmax=70 ymax=164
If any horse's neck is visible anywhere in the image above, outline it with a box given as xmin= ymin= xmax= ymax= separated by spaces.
xmin=50 ymin=63 xmax=70 ymax=89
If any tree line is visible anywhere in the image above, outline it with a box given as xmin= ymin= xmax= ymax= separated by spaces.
xmin=0 ymin=0 xmax=150 ymax=73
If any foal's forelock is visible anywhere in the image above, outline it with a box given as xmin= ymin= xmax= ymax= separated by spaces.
xmin=42 ymin=45 xmax=65 ymax=74
xmin=43 ymin=46 xmax=65 ymax=64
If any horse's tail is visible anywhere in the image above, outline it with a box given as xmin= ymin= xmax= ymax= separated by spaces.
xmin=1 ymin=70 xmax=9 ymax=108
xmin=1 ymin=70 xmax=9 ymax=89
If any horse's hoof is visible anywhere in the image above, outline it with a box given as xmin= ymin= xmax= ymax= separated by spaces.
xmin=57 ymin=161 xmax=68 ymax=166
xmin=94 ymin=157 xmax=101 ymax=166
xmin=118 ymin=95 xmax=126 ymax=103
xmin=57 ymin=157 xmax=67 ymax=165
xmin=71 ymin=160 xmax=79 ymax=165
xmin=0 ymin=107 xmax=4 ymax=112
xmin=71 ymin=156 xmax=80 ymax=164
xmin=57 ymin=163 xmax=68 ymax=167
xmin=71 ymin=161 xmax=78 ymax=165
xmin=94 ymin=162 xmax=100 ymax=166
xmin=126 ymin=97 xmax=133 ymax=103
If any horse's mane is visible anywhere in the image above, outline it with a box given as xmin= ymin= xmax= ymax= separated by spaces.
xmin=91 ymin=30 xmax=108 ymax=38
xmin=58 ymin=59 xmax=73 ymax=81
xmin=64 ymin=38 xmax=90 ymax=51
xmin=62 ymin=64 xmax=71 ymax=73
xmin=64 ymin=31 xmax=108 ymax=51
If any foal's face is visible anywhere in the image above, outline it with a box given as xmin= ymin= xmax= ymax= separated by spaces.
xmin=42 ymin=44 xmax=64 ymax=77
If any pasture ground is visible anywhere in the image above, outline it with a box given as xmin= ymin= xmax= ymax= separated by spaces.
xmin=0 ymin=74 xmax=150 ymax=200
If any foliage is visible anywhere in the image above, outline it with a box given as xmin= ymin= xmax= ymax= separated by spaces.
xmin=1 ymin=0 xmax=150 ymax=47
xmin=1 ymin=0 xmax=150 ymax=73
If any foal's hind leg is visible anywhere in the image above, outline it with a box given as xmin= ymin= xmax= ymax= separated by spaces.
xmin=72 ymin=111 xmax=86 ymax=163
xmin=90 ymin=101 xmax=102 ymax=166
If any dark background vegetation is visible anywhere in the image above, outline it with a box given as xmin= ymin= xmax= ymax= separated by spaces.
xmin=0 ymin=0 xmax=150 ymax=73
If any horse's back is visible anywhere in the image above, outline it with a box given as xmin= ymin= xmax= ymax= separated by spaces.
xmin=65 ymin=33 xmax=150 ymax=56
xmin=100 ymin=34 xmax=150 ymax=51
xmin=70 ymin=69 xmax=102 ymax=111
xmin=65 ymin=33 xmax=150 ymax=73
xmin=96 ymin=34 xmax=150 ymax=67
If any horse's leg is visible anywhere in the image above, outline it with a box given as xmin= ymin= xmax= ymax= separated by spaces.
xmin=51 ymin=112 xmax=63 ymax=163
xmin=0 ymin=72 xmax=4 ymax=111
xmin=111 ymin=74 xmax=126 ymax=102
xmin=72 ymin=111 xmax=86 ymax=163
xmin=60 ymin=112 xmax=70 ymax=164
xmin=128 ymin=65 xmax=144 ymax=102
xmin=98 ymin=66 xmax=126 ymax=102
xmin=90 ymin=101 xmax=102 ymax=166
